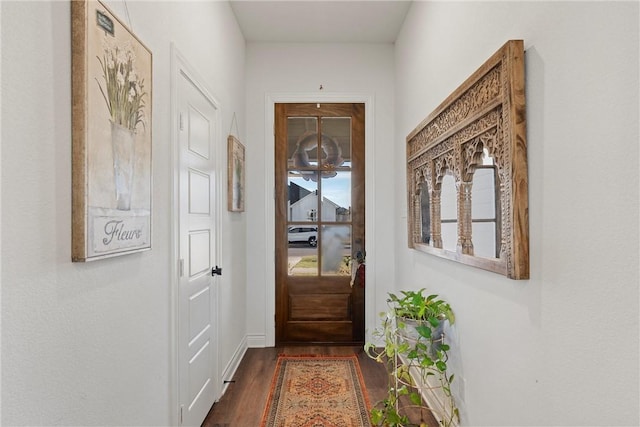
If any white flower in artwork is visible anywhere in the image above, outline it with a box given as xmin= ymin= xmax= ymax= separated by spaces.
xmin=117 ymin=70 xmax=125 ymax=86
xmin=115 ymin=41 xmax=132 ymax=64
xmin=96 ymin=43 xmax=147 ymax=132
xmin=106 ymin=53 xmax=115 ymax=69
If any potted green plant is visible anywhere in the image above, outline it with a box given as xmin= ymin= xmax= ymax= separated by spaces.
xmin=365 ymin=289 xmax=459 ymax=427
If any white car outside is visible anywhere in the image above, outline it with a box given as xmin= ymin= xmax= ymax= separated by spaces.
xmin=287 ymin=226 xmax=318 ymax=247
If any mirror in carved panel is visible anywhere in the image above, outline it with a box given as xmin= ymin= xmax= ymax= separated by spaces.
xmin=406 ymin=40 xmax=529 ymax=279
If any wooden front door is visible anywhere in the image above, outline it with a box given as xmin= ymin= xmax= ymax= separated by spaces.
xmin=275 ymin=103 xmax=365 ymax=345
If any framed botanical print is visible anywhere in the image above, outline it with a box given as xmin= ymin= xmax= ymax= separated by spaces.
xmin=227 ymin=135 xmax=245 ymax=212
xmin=71 ymin=0 xmax=153 ymax=261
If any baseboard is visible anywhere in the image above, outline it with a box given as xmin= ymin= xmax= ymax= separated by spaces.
xmin=219 ymin=336 xmax=248 ymax=398
xmin=246 ymin=333 xmax=266 ymax=348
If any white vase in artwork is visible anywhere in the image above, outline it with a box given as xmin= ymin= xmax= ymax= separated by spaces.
xmin=111 ymin=121 xmax=136 ymax=210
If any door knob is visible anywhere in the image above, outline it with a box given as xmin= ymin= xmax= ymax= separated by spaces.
xmin=211 ymin=265 xmax=222 ymax=276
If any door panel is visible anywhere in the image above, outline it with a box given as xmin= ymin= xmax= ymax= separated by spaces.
xmin=289 ymin=294 xmax=351 ymax=320
xmin=178 ymin=71 xmax=220 ymax=426
xmin=285 ymin=322 xmax=353 ymax=342
xmin=275 ymin=103 xmax=365 ymax=345
xmin=189 ymin=169 xmax=211 ymax=214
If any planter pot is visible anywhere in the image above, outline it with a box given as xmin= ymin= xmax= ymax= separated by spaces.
xmin=396 ymin=316 xmax=445 ymax=358
xmin=111 ymin=122 xmax=136 ymax=210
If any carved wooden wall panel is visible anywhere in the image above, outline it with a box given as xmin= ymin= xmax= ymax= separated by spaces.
xmin=406 ymin=40 xmax=529 ymax=279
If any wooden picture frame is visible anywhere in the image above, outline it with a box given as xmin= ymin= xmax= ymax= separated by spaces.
xmin=406 ymin=40 xmax=529 ymax=279
xmin=227 ymin=135 xmax=245 ymax=212
xmin=71 ymin=0 xmax=153 ymax=261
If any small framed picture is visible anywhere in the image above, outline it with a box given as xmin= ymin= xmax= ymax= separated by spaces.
xmin=227 ymin=135 xmax=245 ymax=212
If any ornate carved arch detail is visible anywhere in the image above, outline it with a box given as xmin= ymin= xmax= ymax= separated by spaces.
xmin=433 ymin=151 xmax=456 ymax=191
xmin=461 ymin=127 xmax=499 ymax=182
xmin=408 ymin=168 xmax=421 ymax=245
xmin=462 ymin=136 xmax=485 ymax=182
xmin=406 ymin=65 xmax=502 ymax=158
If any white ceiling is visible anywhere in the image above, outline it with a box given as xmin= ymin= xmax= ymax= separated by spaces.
xmin=229 ymin=1 xmax=412 ymax=43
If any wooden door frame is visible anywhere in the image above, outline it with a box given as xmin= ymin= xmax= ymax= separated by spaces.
xmin=170 ymin=44 xmax=223 ymax=425
xmin=263 ymin=93 xmax=376 ymax=347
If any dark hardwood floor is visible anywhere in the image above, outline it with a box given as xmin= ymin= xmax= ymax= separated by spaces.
xmin=201 ymin=345 xmax=438 ymax=427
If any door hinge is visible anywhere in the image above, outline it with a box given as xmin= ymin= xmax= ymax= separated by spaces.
xmin=179 ymin=259 xmax=184 ymax=277
xmin=179 ymin=113 xmax=184 ymax=131
xmin=179 ymin=405 xmax=184 ymax=424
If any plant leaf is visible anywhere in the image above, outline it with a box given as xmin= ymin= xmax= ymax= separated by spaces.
xmin=415 ymin=325 xmax=432 ymax=338
xmin=409 ymin=392 xmax=422 ymax=405
xmin=447 ymin=310 xmax=456 ymax=325
xmin=370 ymin=408 xmax=382 ymax=424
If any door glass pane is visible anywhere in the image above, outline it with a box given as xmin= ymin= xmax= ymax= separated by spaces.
xmin=288 ymin=175 xmax=318 ymax=221
xmin=321 ymin=117 xmax=351 ymax=167
xmin=320 ymin=171 xmax=351 ymax=222
xmin=288 ymin=117 xmax=319 ymax=168
xmin=321 ymin=225 xmax=351 ymax=275
xmin=287 ymin=239 xmax=318 ymax=276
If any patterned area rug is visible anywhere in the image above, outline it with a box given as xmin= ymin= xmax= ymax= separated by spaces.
xmin=260 ymin=355 xmax=372 ymax=427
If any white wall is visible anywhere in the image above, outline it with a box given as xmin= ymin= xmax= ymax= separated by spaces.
xmin=3 ymin=2 xmax=638 ymax=426
xmin=395 ymin=2 xmax=639 ymax=426
xmin=244 ymin=43 xmax=396 ymax=344
xmin=1 ymin=1 xmax=246 ymax=425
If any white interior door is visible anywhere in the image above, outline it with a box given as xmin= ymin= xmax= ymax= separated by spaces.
xmin=177 ymin=67 xmax=221 ymax=426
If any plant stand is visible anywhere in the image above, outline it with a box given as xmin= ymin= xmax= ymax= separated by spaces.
xmin=365 ymin=290 xmax=459 ymax=427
